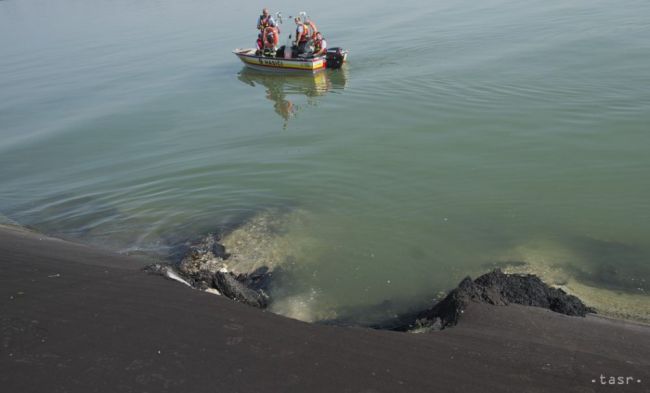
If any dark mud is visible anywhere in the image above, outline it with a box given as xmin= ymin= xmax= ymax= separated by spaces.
xmin=389 ymin=269 xmax=595 ymax=332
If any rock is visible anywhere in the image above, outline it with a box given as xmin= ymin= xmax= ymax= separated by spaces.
xmin=143 ymin=263 xmax=169 ymax=276
xmin=145 ymin=234 xmax=273 ymax=309
xmin=395 ymin=269 xmax=595 ymax=332
xmin=238 ymin=266 xmax=274 ymax=292
xmin=213 ymin=270 xmax=269 ymax=308
xmin=176 ymin=235 xmax=231 ymax=289
xmin=211 ymin=242 xmax=230 ymax=260
xmin=187 ymin=270 xmax=217 ymax=291
xmin=145 ymin=261 xmax=271 ymax=308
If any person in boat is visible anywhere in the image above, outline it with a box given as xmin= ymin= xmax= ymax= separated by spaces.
xmin=304 ymin=16 xmax=318 ymax=39
xmin=256 ymin=8 xmax=279 ymax=55
xmin=260 ymin=26 xmax=280 ymax=56
xmin=257 ymin=8 xmax=277 ymax=32
xmin=312 ymin=32 xmax=327 ymax=57
xmin=293 ymin=17 xmax=313 ymax=55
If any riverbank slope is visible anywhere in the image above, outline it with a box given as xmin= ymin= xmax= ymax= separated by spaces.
xmin=1 ymin=225 xmax=648 ymax=392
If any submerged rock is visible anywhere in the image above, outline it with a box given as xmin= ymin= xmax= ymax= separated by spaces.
xmin=394 ymin=269 xmax=595 ymax=332
xmin=213 ymin=270 xmax=268 ymax=308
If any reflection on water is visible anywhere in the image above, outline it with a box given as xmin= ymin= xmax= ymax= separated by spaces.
xmin=237 ymin=67 xmax=348 ymax=127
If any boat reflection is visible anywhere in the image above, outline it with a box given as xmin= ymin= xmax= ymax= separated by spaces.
xmin=237 ymin=67 xmax=348 ymax=128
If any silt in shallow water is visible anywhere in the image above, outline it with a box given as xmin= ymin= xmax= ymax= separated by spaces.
xmin=497 ymin=237 xmax=650 ymax=323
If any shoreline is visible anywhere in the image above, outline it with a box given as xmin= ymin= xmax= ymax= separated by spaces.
xmin=6 ymin=210 xmax=650 ymax=326
xmin=1 ymin=224 xmax=649 ymax=392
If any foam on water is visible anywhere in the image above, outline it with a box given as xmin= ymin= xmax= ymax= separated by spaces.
xmin=165 ymin=269 xmax=192 ymax=288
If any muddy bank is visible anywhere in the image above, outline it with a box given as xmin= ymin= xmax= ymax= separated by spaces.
xmin=148 ymin=228 xmax=597 ymax=334
xmin=391 ymin=269 xmax=595 ymax=332
xmin=2 ymin=224 xmax=649 ymax=393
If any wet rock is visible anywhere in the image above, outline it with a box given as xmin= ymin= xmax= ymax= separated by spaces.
xmin=213 ymin=271 xmax=269 ymax=308
xmin=145 ymin=234 xmax=273 ymax=309
xmin=178 ymin=237 xmax=227 ymax=277
xmin=238 ymin=266 xmax=275 ymax=292
xmin=395 ymin=269 xmax=595 ymax=332
xmin=143 ymin=263 xmax=169 ymax=276
xmin=187 ymin=270 xmax=217 ymax=291
xmin=211 ymin=242 xmax=230 ymax=260
xmin=145 ymin=261 xmax=271 ymax=308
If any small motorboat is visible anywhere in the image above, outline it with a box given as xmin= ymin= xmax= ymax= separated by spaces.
xmin=233 ymin=46 xmax=348 ymax=73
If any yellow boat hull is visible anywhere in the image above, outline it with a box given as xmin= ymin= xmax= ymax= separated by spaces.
xmin=233 ymin=48 xmax=327 ymax=73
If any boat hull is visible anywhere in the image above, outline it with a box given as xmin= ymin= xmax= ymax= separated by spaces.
xmin=233 ymin=49 xmax=327 ymax=73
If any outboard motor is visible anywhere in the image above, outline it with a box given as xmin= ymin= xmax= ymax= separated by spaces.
xmin=325 ymin=47 xmax=345 ymax=69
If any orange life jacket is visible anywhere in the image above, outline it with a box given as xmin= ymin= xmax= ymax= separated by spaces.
xmin=263 ymin=27 xmax=279 ymax=48
xmin=306 ymin=21 xmax=318 ymax=38
xmin=297 ymin=23 xmax=311 ymax=43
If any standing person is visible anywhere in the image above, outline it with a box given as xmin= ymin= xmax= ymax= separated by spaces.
xmin=304 ymin=17 xmax=318 ymax=39
xmin=256 ymin=8 xmax=278 ymax=54
xmin=297 ymin=11 xmax=318 ymax=39
xmin=293 ymin=17 xmax=312 ymax=54
xmin=257 ymin=8 xmax=277 ymax=32
xmin=312 ymin=32 xmax=327 ymax=57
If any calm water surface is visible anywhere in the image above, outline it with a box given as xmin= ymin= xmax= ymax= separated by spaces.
xmin=1 ymin=0 xmax=649 ymax=322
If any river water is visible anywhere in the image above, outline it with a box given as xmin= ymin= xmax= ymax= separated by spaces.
xmin=1 ymin=0 xmax=649 ymax=323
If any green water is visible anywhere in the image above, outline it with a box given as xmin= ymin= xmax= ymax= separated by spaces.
xmin=1 ymin=0 xmax=649 ymax=322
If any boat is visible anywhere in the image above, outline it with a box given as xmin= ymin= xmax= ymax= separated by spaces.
xmin=233 ymin=47 xmax=348 ymax=73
